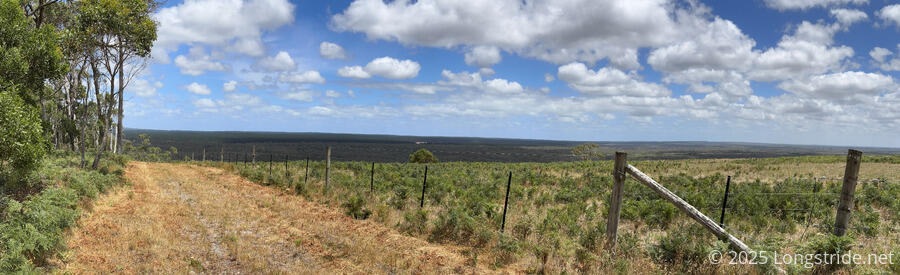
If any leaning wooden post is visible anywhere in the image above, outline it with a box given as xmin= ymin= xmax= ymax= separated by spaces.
xmin=501 ymin=171 xmax=513 ymax=233
xmin=370 ymin=162 xmax=375 ymax=193
xmin=834 ymin=149 xmax=862 ymax=237
xmin=325 ymin=146 xmax=331 ymax=189
xmin=606 ymin=152 xmax=627 ymax=248
xmin=420 ymin=165 xmax=428 ymax=208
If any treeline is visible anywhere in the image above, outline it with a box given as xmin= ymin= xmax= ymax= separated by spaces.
xmin=1 ymin=0 xmax=157 ymax=190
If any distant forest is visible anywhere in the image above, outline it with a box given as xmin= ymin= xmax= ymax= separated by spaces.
xmin=124 ymin=129 xmax=900 ymax=163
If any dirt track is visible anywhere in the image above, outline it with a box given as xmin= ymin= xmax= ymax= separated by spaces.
xmin=60 ymin=162 xmax=488 ymax=274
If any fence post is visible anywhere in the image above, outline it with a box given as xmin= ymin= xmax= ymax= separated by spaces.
xmin=220 ymin=147 xmax=224 ymax=163
xmin=370 ymin=162 xmax=375 ymax=193
xmin=420 ymin=165 xmax=428 ymax=208
xmin=284 ymin=155 xmax=289 ymax=182
xmin=202 ymin=148 xmax=206 ymax=162
xmin=501 ymin=171 xmax=512 ymax=233
xmin=325 ymin=146 xmax=331 ymax=189
xmin=304 ymin=156 xmax=309 ymax=185
xmin=719 ymin=176 xmax=731 ymax=227
xmin=834 ymin=149 xmax=862 ymax=237
xmin=268 ymin=154 xmax=273 ymax=181
xmin=606 ymin=152 xmax=627 ymax=248
xmin=252 ymin=146 xmax=256 ymax=165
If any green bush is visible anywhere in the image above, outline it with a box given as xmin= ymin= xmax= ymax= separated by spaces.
xmin=408 ymin=148 xmax=438 ymax=163
xmin=802 ymin=234 xmax=854 ymax=273
xmin=0 ymin=187 xmax=78 ymax=272
xmin=649 ymin=225 xmax=716 ymax=272
xmin=0 ymin=91 xmax=46 ymax=187
xmin=400 ymin=209 xmax=428 ymax=235
xmin=341 ymin=195 xmax=371 ymax=220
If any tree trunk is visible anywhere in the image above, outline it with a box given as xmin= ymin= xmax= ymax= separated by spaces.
xmin=115 ymin=50 xmax=124 ymax=154
xmin=90 ymin=60 xmax=107 ymax=170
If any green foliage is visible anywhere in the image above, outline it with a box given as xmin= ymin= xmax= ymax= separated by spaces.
xmin=123 ymin=134 xmax=178 ymax=162
xmin=571 ymin=143 xmax=603 ymax=161
xmin=341 ymin=195 xmax=371 ymax=220
xmin=802 ymin=234 xmax=855 ymax=273
xmin=0 ymin=0 xmax=67 ymax=106
xmin=0 ymin=91 xmax=47 ymax=187
xmin=400 ymin=209 xmax=428 ymax=235
xmin=0 ymin=188 xmax=78 ymax=272
xmin=649 ymin=225 xmax=716 ymax=272
xmin=408 ymin=148 xmax=438 ymax=163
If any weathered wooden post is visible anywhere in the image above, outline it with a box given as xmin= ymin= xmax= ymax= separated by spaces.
xmin=834 ymin=149 xmax=862 ymax=237
xmin=370 ymin=162 xmax=375 ymax=193
xmin=268 ymin=154 xmax=273 ymax=181
xmin=191 ymin=152 xmax=194 ymax=161
xmin=606 ymin=152 xmax=627 ymax=248
xmin=252 ymin=146 xmax=256 ymax=165
xmin=220 ymin=147 xmax=224 ymax=163
xmin=719 ymin=176 xmax=731 ymax=227
xmin=325 ymin=146 xmax=331 ymax=189
xmin=420 ymin=165 xmax=428 ymax=208
xmin=202 ymin=148 xmax=206 ymax=162
xmin=284 ymin=155 xmax=289 ymax=182
xmin=304 ymin=156 xmax=309 ymax=185
xmin=501 ymin=171 xmax=512 ymax=233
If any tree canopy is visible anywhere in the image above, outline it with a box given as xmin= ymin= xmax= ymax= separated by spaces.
xmin=572 ymin=143 xmax=603 ymax=161
xmin=408 ymin=148 xmax=438 ymax=163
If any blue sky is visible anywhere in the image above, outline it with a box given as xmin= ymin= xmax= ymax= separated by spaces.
xmin=125 ymin=0 xmax=900 ymax=147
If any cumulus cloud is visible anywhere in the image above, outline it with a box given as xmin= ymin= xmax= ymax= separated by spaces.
xmin=223 ymin=80 xmax=238 ymax=92
xmin=153 ymin=0 xmax=296 ymax=59
xmin=173 ymin=46 xmax=229 ymax=76
xmin=557 ymin=62 xmax=671 ymax=97
xmin=279 ymin=89 xmax=317 ymax=102
xmin=870 ymin=46 xmax=900 ymax=71
xmin=337 ymin=66 xmax=372 ymax=79
xmin=777 ymin=71 xmax=895 ymax=104
xmin=332 ymin=0 xmax=688 ymax=68
xmin=464 ymin=46 xmax=501 ymax=68
xmin=363 ymin=57 xmax=421 ymax=79
xmin=878 ymin=4 xmax=900 ymax=27
xmin=830 ymin=9 xmax=868 ymax=26
xmin=193 ymin=98 xmax=216 ymax=109
xmin=254 ymin=51 xmax=296 ymax=72
xmin=319 ymin=41 xmax=348 ymax=60
xmin=130 ymin=79 xmax=163 ymax=97
xmin=325 ymin=90 xmax=342 ymax=98
xmin=279 ymin=70 xmax=326 ymax=84
xmin=544 ymin=73 xmax=555 ymax=82
xmin=763 ymin=0 xmax=867 ymax=11
xmin=186 ymin=82 xmax=212 ymax=95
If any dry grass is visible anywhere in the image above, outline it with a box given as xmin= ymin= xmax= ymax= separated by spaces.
xmin=57 ymin=162 xmax=496 ymax=274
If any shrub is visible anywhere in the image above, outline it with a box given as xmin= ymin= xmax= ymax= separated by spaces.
xmin=0 ymin=90 xmax=46 ymax=188
xmin=0 ymin=187 xmax=78 ymax=272
xmin=408 ymin=148 xmax=438 ymax=163
xmin=429 ymin=207 xmax=479 ymax=244
xmin=400 ymin=209 xmax=428 ymax=235
xmin=802 ymin=234 xmax=854 ymax=273
xmin=649 ymin=225 xmax=716 ymax=272
xmin=341 ymin=195 xmax=371 ymax=220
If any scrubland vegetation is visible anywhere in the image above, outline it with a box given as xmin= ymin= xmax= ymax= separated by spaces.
xmin=211 ymin=154 xmax=900 ymax=273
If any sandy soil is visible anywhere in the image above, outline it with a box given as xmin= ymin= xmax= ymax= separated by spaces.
xmin=58 ymin=162 xmax=491 ymax=274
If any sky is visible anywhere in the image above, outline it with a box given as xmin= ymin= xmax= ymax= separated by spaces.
xmin=125 ymin=0 xmax=900 ymax=147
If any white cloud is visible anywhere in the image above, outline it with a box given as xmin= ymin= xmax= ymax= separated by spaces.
xmin=870 ymin=47 xmax=892 ymax=63
xmin=337 ymin=66 xmax=372 ymax=79
xmin=153 ymin=0 xmax=295 ymax=58
xmin=193 ymin=98 xmax=216 ymax=109
xmin=879 ymin=4 xmax=900 ymax=27
xmin=130 ymin=79 xmax=163 ymax=97
xmin=464 ymin=46 xmax=501 ymax=68
xmin=478 ymin=68 xmax=495 ymax=78
xmin=749 ymin=21 xmax=853 ymax=82
xmin=777 ymin=71 xmax=895 ymax=104
xmin=223 ymin=80 xmax=238 ymax=92
xmin=332 ymin=0 xmax=688 ymax=69
xmin=319 ymin=41 xmax=348 ymax=60
xmin=186 ymin=82 xmax=212 ymax=95
xmin=763 ymin=0 xmax=867 ymax=11
xmin=870 ymin=46 xmax=900 ymax=71
xmin=544 ymin=73 xmax=555 ymax=82
xmin=363 ymin=57 xmax=421 ymax=79
xmin=557 ymin=62 xmax=670 ymax=97
xmin=279 ymin=89 xmax=317 ymax=102
xmin=173 ymin=46 xmax=229 ymax=76
xmin=325 ymin=90 xmax=341 ymax=98
xmin=279 ymin=70 xmax=326 ymax=84
xmin=254 ymin=51 xmax=296 ymax=72
xmin=830 ymin=9 xmax=868 ymax=26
